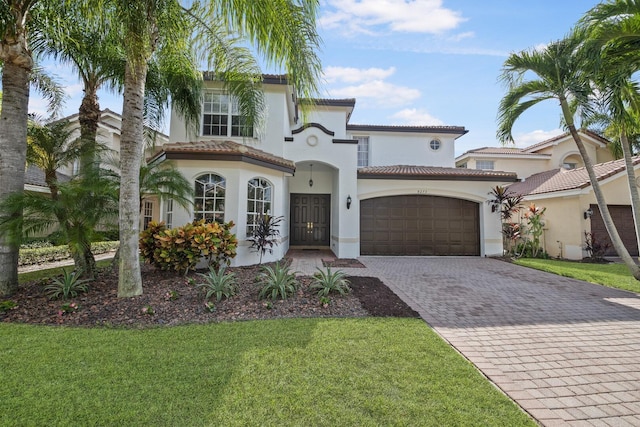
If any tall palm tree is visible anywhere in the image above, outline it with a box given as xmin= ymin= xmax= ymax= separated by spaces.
xmin=497 ymin=34 xmax=640 ymax=279
xmin=580 ymin=1 xmax=640 ymax=260
xmin=0 ymin=1 xmax=69 ymax=295
xmin=100 ymin=0 xmax=322 ymax=297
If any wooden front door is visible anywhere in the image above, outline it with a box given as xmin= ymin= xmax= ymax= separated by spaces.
xmin=290 ymin=194 xmax=330 ymax=246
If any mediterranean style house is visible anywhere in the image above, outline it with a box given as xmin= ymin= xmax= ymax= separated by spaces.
xmin=456 ymin=131 xmax=640 ymax=260
xmin=147 ymin=74 xmax=518 ymax=266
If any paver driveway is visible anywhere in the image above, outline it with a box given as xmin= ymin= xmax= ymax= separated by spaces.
xmin=353 ymin=256 xmax=640 ymax=426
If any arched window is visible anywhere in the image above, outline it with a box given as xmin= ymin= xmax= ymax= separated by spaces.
xmin=247 ymin=178 xmax=273 ymax=235
xmin=194 ymin=173 xmax=226 ymax=223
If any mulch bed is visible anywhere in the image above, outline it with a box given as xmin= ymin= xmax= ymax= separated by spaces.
xmin=1 ymin=262 xmax=419 ymax=328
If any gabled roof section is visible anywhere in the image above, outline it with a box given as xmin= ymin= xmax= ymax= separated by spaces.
xmin=523 ymin=129 xmax=608 ymax=153
xmin=202 ymin=72 xmax=288 ymax=85
xmin=24 ymin=164 xmax=71 ymax=188
xmin=53 ymin=108 xmax=169 ymax=139
xmin=148 ymin=140 xmax=295 ymax=174
xmin=507 ymin=157 xmax=640 ymax=196
xmin=348 ymin=124 xmax=467 ymax=138
xmin=358 ymin=165 xmax=518 ymax=182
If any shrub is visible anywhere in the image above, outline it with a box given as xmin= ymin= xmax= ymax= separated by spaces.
xmin=18 ymin=241 xmax=119 ymax=266
xmin=584 ymin=231 xmax=611 ymax=262
xmin=195 ymin=266 xmax=237 ymax=302
xmin=247 ymin=214 xmax=283 ymax=264
xmin=44 ymin=269 xmax=91 ymax=300
xmin=311 ymin=267 xmax=351 ymax=297
xmin=258 ymin=262 xmax=299 ymax=300
xmin=139 ymin=219 xmax=238 ymax=274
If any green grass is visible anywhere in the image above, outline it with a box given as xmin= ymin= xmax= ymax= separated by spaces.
xmin=515 ymin=258 xmax=640 ymax=293
xmin=18 ymin=259 xmax=113 ymax=284
xmin=0 ymin=319 xmax=534 ymax=426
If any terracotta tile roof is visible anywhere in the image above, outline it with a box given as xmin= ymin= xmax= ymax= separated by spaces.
xmin=460 ymin=146 xmax=551 ymax=157
xmin=358 ymin=165 xmax=518 ymax=181
xmin=347 ymin=124 xmax=467 ymax=136
xmin=148 ymin=140 xmax=296 ymax=172
xmin=507 ymin=157 xmax=640 ymax=196
xmin=523 ymin=129 xmax=608 ymax=153
xmin=302 ymin=98 xmax=356 ymax=107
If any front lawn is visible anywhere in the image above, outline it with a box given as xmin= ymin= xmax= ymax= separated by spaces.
xmin=515 ymin=258 xmax=640 ymax=293
xmin=0 ymin=319 xmax=534 ymax=426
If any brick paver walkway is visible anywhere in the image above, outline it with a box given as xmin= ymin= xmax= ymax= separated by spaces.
xmin=338 ymin=256 xmax=640 ymax=426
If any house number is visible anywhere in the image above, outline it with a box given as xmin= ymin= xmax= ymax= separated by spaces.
xmin=417 ymin=189 xmax=428 ymax=194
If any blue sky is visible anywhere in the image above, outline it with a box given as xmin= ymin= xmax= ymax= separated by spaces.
xmin=29 ymin=1 xmax=602 ymax=156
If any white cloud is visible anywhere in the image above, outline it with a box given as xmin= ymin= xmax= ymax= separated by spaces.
xmin=390 ymin=108 xmax=444 ymax=125
xmin=324 ymin=66 xmax=396 ymax=84
xmin=320 ymin=0 xmax=466 ymax=35
xmin=513 ymin=129 xmax=564 ymax=147
xmin=329 ymin=80 xmax=421 ymax=107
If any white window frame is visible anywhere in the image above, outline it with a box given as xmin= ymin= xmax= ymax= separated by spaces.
xmin=202 ymin=91 xmax=252 ymax=137
xmin=194 ymin=173 xmax=226 ymax=224
xmin=165 ymin=199 xmax=174 ymax=229
xmin=429 ymin=139 xmax=441 ymax=151
xmin=476 ymin=160 xmax=495 ymax=170
xmin=354 ymin=136 xmax=370 ymax=167
xmin=143 ymin=201 xmax=153 ymax=230
xmin=246 ymin=178 xmax=273 ymax=236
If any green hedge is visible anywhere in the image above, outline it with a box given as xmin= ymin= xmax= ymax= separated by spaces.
xmin=18 ymin=241 xmax=119 ymax=266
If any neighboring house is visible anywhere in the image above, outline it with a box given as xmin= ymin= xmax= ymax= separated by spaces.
xmin=457 ymin=131 xmax=638 ymax=260
xmin=27 ymin=109 xmax=169 ymax=230
xmin=149 ymin=74 xmax=518 ymax=266
xmin=455 ymin=130 xmax=615 ymax=179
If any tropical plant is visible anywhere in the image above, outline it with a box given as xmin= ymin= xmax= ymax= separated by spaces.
xmin=497 ymin=33 xmax=640 ymax=279
xmin=0 ymin=300 xmax=17 ymax=313
xmin=310 ymin=267 xmax=351 ymax=297
xmin=258 ymin=262 xmax=299 ymax=301
xmin=247 ymin=214 xmax=283 ymax=264
xmin=44 ymin=269 xmax=91 ymax=300
xmin=584 ymin=231 xmax=612 ymax=263
xmin=488 ymin=186 xmax=524 ymax=256
xmin=523 ymin=203 xmax=547 ymax=258
xmin=195 ymin=265 xmax=237 ymax=302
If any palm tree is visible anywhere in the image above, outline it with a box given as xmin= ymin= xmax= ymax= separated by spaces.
xmin=101 ymin=0 xmax=322 ymax=297
xmin=497 ymin=34 xmax=640 ymax=279
xmin=0 ymin=1 xmax=69 ymax=295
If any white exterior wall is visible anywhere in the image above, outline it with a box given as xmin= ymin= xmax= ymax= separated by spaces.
xmin=357 ymin=179 xmax=507 ymax=257
xmin=162 ymin=159 xmax=290 ymax=267
xmin=352 ymin=131 xmax=455 ymax=167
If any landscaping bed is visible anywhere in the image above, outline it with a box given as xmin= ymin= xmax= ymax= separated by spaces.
xmin=2 ymin=261 xmax=419 ymax=327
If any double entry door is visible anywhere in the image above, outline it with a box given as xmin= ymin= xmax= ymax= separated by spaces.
xmin=290 ymin=193 xmax=330 ymax=246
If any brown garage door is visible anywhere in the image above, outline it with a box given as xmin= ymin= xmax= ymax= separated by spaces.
xmin=590 ymin=204 xmax=639 ymax=256
xmin=360 ymin=195 xmax=480 ymax=256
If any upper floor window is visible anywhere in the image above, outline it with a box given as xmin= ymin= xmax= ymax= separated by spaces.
xmin=246 ymin=178 xmax=273 ymax=236
xmin=202 ymin=92 xmax=252 ymax=137
xmin=354 ymin=136 xmax=369 ymax=167
xmin=476 ymin=160 xmax=494 ymax=170
xmin=194 ymin=173 xmax=226 ymax=223
xmin=457 ymin=162 xmax=467 ymax=169
xmin=563 ymin=162 xmax=577 ymax=170
xmin=429 ymin=139 xmax=441 ymax=151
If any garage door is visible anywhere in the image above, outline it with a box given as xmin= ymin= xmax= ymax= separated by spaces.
xmin=360 ymin=195 xmax=480 ymax=256
xmin=590 ymin=204 xmax=639 ymax=256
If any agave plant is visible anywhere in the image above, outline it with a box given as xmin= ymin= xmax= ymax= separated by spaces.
xmin=44 ymin=269 xmax=91 ymax=300
xmin=194 ymin=265 xmax=237 ymax=302
xmin=257 ymin=262 xmax=299 ymax=301
xmin=310 ymin=267 xmax=351 ymax=297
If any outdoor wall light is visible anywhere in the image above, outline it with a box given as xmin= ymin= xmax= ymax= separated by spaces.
xmin=308 ymin=164 xmax=314 ymax=187
xmin=584 ymin=208 xmax=593 ymax=219
xmin=347 ymin=195 xmax=352 ymax=209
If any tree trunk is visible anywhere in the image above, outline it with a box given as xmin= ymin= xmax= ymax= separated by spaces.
xmin=117 ymin=60 xmax=148 ymax=297
xmin=564 ymin=120 xmax=640 ymax=279
xmin=78 ymin=83 xmax=100 ymax=176
xmin=619 ymin=131 xmax=640 ymax=261
xmin=0 ymin=59 xmax=32 ymax=295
